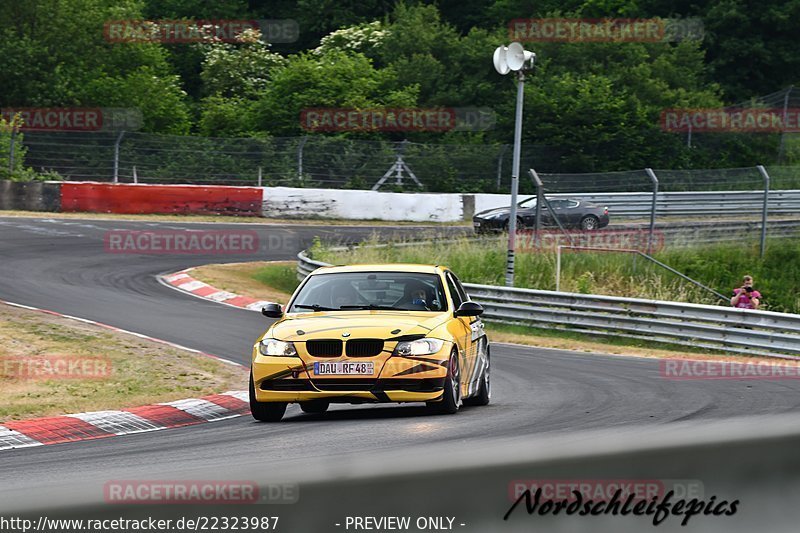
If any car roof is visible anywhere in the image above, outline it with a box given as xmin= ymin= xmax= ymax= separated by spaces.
xmin=310 ymin=264 xmax=446 ymax=276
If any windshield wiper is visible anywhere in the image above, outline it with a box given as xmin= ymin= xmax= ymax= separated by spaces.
xmin=295 ymin=304 xmax=337 ymax=311
xmin=339 ymin=304 xmax=405 ymax=311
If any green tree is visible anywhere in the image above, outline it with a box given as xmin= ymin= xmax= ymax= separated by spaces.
xmin=0 ymin=0 xmax=191 ymax=133
xmin=250 ymin=50 xmax=419 ymax=137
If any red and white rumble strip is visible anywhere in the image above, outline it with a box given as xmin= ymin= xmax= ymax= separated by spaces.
xmin=0 ymin=391 xmax=249 ymax=451
xmin=161 ymin=268 xmax=276 ymax=312
xmin=0 ymin=299 xmax=249 ymax=452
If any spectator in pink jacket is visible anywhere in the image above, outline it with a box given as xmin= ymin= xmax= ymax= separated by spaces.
xmin=731 ymin=275 xmax=761 ymax=309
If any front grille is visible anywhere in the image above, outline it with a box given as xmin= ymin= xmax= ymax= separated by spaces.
xmin=345 ymin=339 xmax=385 ymax=357
xmin=309 ymin=378 xmax=445 ymax=393
xmin=306 ymin=339 xmax=342 ymax=357
xmin=312 ymin=379 xmax=377 ymax=392
xmin=260 ymin=379 xmax=315 ymax=391
xmin=374 ymin=378 xmax=445 ymax=393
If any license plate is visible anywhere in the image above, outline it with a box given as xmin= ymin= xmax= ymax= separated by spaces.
xmin=473 ymin=221 xmax=481 ymax=227
xmin=314 ymin=361 xmax=374 ymax=375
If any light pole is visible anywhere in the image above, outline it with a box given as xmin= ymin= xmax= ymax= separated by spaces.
xmin=493 ymin=42 xmax=535 ymax=287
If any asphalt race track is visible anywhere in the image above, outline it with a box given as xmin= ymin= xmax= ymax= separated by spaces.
xmin=2 ymin=216 xmax=800 ymax=530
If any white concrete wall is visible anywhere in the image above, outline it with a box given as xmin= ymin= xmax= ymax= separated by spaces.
xmin=262 ymin=187 xmax=464 ymax=222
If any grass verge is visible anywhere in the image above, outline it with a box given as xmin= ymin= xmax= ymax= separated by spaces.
xmin=191 ymin=261 xmax=297 ymax=304
xmin=0 ymin=303 xmax=247 ymax=422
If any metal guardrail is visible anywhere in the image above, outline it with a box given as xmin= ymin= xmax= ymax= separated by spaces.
xmin=297 ymin=250 xmax=800 ymax=359
xmin=553 ymin=189 xmax=800 ymax=217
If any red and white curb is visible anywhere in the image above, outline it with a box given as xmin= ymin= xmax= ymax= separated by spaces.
xmin=160 ymin=268 xmax=275 ymax=313
xmin=0 ymin=299 xmax=249 ymax=452
xmin=0 ymin=391 xmax=249 ymax=451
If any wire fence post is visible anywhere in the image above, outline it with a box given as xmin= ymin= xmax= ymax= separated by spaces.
xmin=8 ymin=128 xmax=16 ymax=174
xmin=529 ymin=169 xmax=544 ymax=247
xmin=257 ymin=166 xmax=263 ymax=187
xmin=113 ymin=131 xmax=125 ymax=184
xmin=132 ymin=166 xmax=138 ymax=184
xmin=496 ymin=144 xmax=508 ymax=191
xmin=644 ymin=168 xmax=659 ymax=256
xmin=777 ymin=86 xmax=792 ymax=163
xmin=297 ymin=135 xmax=308 ymax=182
xmin=757 ymin=165 xmax=771 ymax=258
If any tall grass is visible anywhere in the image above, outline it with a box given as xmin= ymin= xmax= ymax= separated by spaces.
xmin=314 ymin=234 xmax=800 ymax=313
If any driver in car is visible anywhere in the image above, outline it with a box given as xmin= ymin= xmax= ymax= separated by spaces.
xmin=331 ymin=284 xmax=358 ymax=308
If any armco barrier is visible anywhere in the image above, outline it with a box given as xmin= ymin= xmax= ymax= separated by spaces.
xmin=0 ymin=180 xmax=60 ymax=211
xmin=60 ymin=182 xmax=263 ymax=216
xmin=297 ymin=250 xmax=800 ymax=359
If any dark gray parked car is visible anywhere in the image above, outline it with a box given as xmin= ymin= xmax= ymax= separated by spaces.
xmin=473 ymin=196 xmax=609 ymax=233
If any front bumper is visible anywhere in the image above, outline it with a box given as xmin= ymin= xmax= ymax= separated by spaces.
xmin=251 ymin=342 xmax=451 ymax=404
xmin=473 ymin=217 xmax=506 ymax=233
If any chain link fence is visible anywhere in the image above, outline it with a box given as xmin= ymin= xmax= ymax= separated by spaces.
xmin=7 ymin=130 xmax=561 ymax=192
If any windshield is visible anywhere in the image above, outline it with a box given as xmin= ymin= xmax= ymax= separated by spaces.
xmin=289 ymin=271 xmax=447 ymax=313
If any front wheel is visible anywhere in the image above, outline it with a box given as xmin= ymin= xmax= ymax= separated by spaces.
xmin=249 ymin=374 xmax=287 ymax=422
xmin=427 ymin=351 xmax=461 ymax=414
xmin=503 ymin=217 xmax=525 ymax=232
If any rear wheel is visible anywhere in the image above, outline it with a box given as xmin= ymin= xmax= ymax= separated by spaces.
xmin=427 ymin=351 xmax=461 ymax=414
xmin=464 ymin=346 xmax=490 ymax=407
xmin=300 ymin=400 xmax=330 ymax=414
xmin=580 ymin=215 xmax=599 ymax=231
xmin=249 ymin=374 xmax=287 ymax=422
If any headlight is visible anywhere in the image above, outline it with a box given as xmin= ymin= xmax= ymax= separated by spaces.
xmin=259 ymin=338 xmax=298 ymax=357
xmin=393 ymin=338 xmax=445 ymax=356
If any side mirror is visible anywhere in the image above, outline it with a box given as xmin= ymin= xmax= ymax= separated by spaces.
xmin=454 ymin=301 xmax=483 ymax=317
xmin=261 ymin=303 xmax=283 ymax=319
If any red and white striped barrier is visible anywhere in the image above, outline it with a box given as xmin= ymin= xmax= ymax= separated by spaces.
xmin=161 ymin=269 xmax=276 ymax=312
xmin=0 ymin=391 xmax=249 ymax=451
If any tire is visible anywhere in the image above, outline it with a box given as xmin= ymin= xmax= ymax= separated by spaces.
xmin=300 ymin=400 xmax=329 ymax=414
xmin=427 ymin=351 xmax=461 ymax=415
xmin=580 ymin=215 xmax=599 ymax=231
xmin=502 ymin=217 xmax=524 ymax=232
xmin=464 ymin=345 xmax=491 ymax=407
xmin=249 ymin=373 xmax=287 ymax=422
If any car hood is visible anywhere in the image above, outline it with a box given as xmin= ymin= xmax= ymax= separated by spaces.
xmin=474 ymin=207 xmax=510 ymax=218
xmin=268 ymin=311 xmax=451 ymax=342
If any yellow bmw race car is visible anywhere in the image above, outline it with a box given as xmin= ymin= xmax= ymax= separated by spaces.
xmin=249 ymin=264 xmax=491 ymax=422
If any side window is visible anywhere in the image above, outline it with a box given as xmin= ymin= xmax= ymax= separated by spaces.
xmin=446 ymin=272 xmax=467 ymax=309
xmin=451 ymin=273 xmax=469 ymax=302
